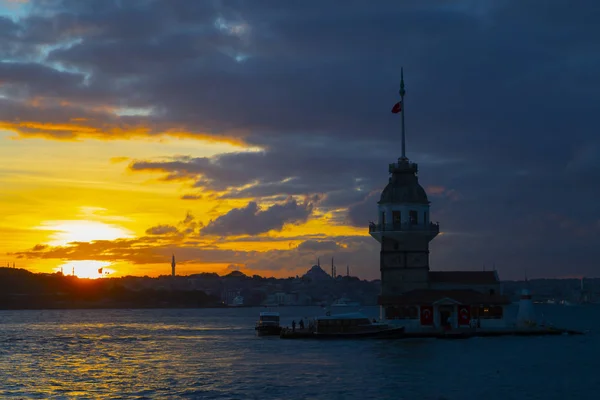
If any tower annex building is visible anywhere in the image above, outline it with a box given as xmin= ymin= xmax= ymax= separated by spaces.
xmin=368 ymin=69 xmax=510 ymax=330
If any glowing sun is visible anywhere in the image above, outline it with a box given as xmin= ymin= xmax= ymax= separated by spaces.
xmin=57 ymin=260 xmax=114 ymax=279
xmin=39 ymin=220 xmax=134 ymax=246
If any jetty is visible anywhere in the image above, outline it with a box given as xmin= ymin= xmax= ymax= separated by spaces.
xmin=279 ymin=326 xmax=583 ymax=340
xmin=404 ymin=326 xmax=583 ymax=340
xmin=280 ymin=328 xmax=316 ymax=339
xmin=275 ymin=290 xmax=585 ymax=340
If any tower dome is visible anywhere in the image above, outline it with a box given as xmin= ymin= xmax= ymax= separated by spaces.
xmin=379 ymin=159 xmax=429 ymax=205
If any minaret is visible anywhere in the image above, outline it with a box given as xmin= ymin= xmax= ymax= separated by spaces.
xmin=171 ymin=254 xmax=176 ymax=277
xmin=346 ymin=265 xmax=349 ymax=277
xmin=369 ymin=68 xmax=440 ymax=319
xmin=331 ymin=257 xmax=336 ymax=278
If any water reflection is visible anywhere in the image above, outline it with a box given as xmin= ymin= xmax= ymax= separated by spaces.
xmin=0 ymin=306 xmax=598 ymax=399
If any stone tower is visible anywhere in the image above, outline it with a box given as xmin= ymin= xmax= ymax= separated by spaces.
xmin=368 ymin=69 xmax=439 ymax=316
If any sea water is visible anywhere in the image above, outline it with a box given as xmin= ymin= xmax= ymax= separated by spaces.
xmin=0 ymin=305 xmax=599 ymax=399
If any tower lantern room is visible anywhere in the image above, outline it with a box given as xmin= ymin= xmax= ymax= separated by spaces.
xmin=371 ymin=157 xmax=433 ymax=238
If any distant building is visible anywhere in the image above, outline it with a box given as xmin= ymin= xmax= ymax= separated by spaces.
xmin=369 ymin=70 xmax=510 ymax=330
xmin=268 ymin=291 xmax=311 ymax=306
xmin=171 ymin=254 xmax=176 ymax=277
xmin=302 ymin=263 xmax=332 ymax=282
xmin=224 ymin=289 xmax=242 ymax=305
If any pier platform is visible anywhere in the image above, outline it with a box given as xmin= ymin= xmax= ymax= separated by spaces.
xmin=280 ymin=328 xmax=315 ymax=339
xmin=403 ymin=327 xmax=583 ymax=340
xmin=278 ymin=326 xmax=583 ymax=340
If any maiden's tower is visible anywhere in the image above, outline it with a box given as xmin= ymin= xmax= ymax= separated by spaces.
xmin=369 ymin=69 xmax=510 ymax=331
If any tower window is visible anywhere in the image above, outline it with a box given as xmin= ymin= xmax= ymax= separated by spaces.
xmin=392 ymin=211 xmax=401 ymax=225
xmin=381 ymin=212 xmax=386 ymax=226
xmin=424 ymin=211 xmax=427 ymax=224
xmin=409 ymin=210 xmax=418 ymax=224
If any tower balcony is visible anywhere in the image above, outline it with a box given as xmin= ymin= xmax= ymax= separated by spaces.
xmin=369 ymin=222 xmax=439 ymax=233
xmin=368 ymin=222 xmax=440 ymax=243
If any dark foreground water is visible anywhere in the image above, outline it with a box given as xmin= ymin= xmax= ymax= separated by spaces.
xmin=0 ymin=305 xmax=599 ymax=399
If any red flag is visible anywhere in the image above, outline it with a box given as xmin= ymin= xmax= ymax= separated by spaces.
xmin=458 ymin=306 xmax=470 ymax=325
xmin=391 ymin=101 xmax=402 ymax=113
xmin=420 ymin=305 xmax=433 ymax=325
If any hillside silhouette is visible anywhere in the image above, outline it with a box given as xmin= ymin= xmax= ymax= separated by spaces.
xmin=0 ymin=268 xmax=221 ymax=310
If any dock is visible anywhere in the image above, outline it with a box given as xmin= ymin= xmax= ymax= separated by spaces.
xmin=403 ymin=327 xmax=584 ymax=340
xmin=278 ymin=326 xmax=583 ymax=340
xmin=280 ymin=328 xmax=315 ymax=339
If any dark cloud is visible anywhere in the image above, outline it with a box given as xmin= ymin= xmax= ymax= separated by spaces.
xmin=141 ymin=212 xmax=201 ymax=237
xmin=2 ymin=0 xmax=600 ymax=278
xmin=129 ymin=144 xmax=391 ymax=202
xmin=201 ymin=197 xmax=315 ymax=236
xmin=145 ymin=224 xmax=178 ymax=236
xmin=2 ymin=0 xmax=597 ymax=149
xmin=178 ymin=211 xmax=201 ymax=234
xmin=180 ymin=193 xmax=203 ymax=200
xmin=346 ymin=191 xmax=381 ymax=227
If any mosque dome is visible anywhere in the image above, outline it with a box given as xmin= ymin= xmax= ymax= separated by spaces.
xmin=379 ymin=159 xmax=429 ymax=205
xmin=303 ymin=265 xmax=331 ymax=281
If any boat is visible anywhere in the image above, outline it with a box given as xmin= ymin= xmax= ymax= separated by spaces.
xmin=230 ymin=295 xmax=244 ymax=307
xmin=280 ymin=312 xmax=405 ymax=339
xmin=255 ymin=311 xmax=282 ymax=336
xmin=330 ymin=297 xmax=361 ymax=307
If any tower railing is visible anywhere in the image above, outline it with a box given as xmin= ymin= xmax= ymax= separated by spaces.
xmin=389 ymin=160 xmax=418 ymax=174
xmin=368 ymin=221 xmax=439 ymax=233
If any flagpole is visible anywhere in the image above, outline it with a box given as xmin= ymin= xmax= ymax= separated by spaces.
xmin=400 ymin=67 xmax=406 ymax=160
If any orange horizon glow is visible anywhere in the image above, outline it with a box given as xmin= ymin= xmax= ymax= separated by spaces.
xmin=55 ymin=260 xmax=114 ymax=279
xmin=0 ymin=128 xmax=371 ymax=279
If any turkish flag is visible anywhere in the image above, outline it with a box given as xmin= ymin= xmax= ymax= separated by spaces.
xmin=458 ymin=306 xmax=471 ymax=325
xmin=391 ymin=101 xmax=402 ymax=113
xmin=420 ymin=305 xmax=434 ymax=325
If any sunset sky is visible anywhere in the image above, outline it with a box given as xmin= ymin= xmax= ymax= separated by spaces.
xmin=1 ymin=0 xmax=598 ymax=280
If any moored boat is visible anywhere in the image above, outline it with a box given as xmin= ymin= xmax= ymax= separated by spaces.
xmin=330 ymin=297 xmax=361 ymax=307
xmin=230 ymin=295 xmax=244 ymax=307
xmin=255 ymin=311 xmax=282 ymax=336
xmin=280 ymin=312 xmax=405 ymax=339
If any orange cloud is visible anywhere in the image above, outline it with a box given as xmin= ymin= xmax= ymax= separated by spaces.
xmin=427 ymin=185 xmax=446 ymax=195
xmin=6 ymin=203 xmax=375 ymax=278
xmin=2 ymin=119 xmax=251 ymax=146
xmin=426 ymin=185 xmax=460 ymax=201
xmin=110 ymin=156 xmax=130 ymax=164
xmin=9 ymin=234 xmax=378 ymax=279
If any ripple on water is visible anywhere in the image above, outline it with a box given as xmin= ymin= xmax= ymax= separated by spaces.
xmin=1 ymin=306 xmax=600 ymax=399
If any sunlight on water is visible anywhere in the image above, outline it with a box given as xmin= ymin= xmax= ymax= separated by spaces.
xmin=0 ymin=306 xmax=599 ymax=399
